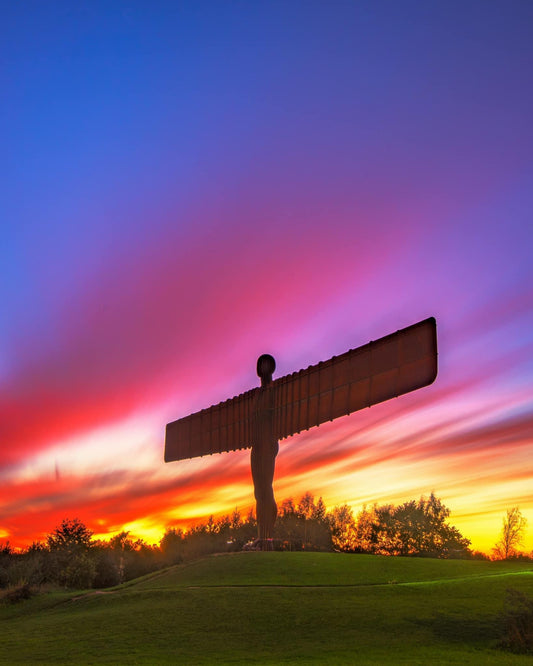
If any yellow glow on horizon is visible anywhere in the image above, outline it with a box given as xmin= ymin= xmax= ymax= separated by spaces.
xmin=5 ymin=383 xmax=529 ymax=556
xmin=120 ymin=519 xmax=165 ymax=546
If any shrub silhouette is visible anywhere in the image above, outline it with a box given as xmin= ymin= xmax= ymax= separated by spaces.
xmin=499 ymin=588 xmax=533 ymax=653
xmin=46 ymin=518 xmax=97 ymax=589
xmin=2 ymin=583 xmax=34 ymax=604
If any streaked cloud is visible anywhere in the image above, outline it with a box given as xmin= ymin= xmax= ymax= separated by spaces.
xmin=1 ymin=2 xmax=532 ymax=554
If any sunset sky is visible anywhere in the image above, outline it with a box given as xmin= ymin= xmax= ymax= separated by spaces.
xmin=2 ymin=2 xmax=532 ymax=554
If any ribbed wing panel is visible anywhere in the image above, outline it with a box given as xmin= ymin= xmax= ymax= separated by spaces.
xmin=164 ymin=388 xmax=257 ymax=462
xmin=273 ymin=317 xmax=437 ymax=441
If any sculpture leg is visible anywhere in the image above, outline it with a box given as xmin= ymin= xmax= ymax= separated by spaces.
xmin=250 ymin=442 xmax=278 ymax=549
xmin=255 ymin=480 xmax=277 ymax=541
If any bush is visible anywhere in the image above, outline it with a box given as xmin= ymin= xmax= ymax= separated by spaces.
xmin=499 ymin=588 xmax=533 ymax=653
xmin=1 ymin=583 xmax=35 ymax=604
xmin=93 ymin=550 xmax=121 ymax=588
xmin=0 ymin=566 xmax=8 ymax=589
xmin=58 ymin=552 xmax=97 ymax=589
xmin=5 ymin=552 xmax=47 ymax=587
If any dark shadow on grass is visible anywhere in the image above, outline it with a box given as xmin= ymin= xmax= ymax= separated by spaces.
xmin=413 ymin=612 xmax=499 ymax=647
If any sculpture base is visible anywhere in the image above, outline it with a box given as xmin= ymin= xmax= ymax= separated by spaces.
xmin=243 ymin=538 xmax=275 ymax=552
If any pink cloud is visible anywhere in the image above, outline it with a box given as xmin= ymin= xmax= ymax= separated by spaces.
xmin=1 ymin=198 xmax=412 ymax=469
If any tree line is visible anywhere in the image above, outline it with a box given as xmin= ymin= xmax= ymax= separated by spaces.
xmin=0 ymin=494 xmax=529 ymax=591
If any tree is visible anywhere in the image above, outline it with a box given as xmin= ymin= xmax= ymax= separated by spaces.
xmin=312 ymin=497 xmax=327 ymax=523
xmin=493 ymin=508 xmax=527 ymax=560
xmin=297 ymin=492 xmax=315 ymax=520
xmin=108 ymin=531 xmax=138 ymax=553
xmin=230 ymin=508 xmax=242 ymax=532
xmin=47 ymin=518 xmax=93 ymax=552
xmin=0 ymin=541 xmax=13 ymax=557
xmin=351 ymin=504 xmax=403 ymax=555
xmin=398 ymin=494 xmax=470 ymax=557
xmin=279 ymin=498 xmax=296 ymax=516
xmin=160 ymin=528 xmax=185 ymax=565
xmin=328 ymin=504 xmax=357 ymax=551
xmin=0 ymin=541 xmax=13 ymax=588
xmin=46 ymin=518 xmax=96 ymax=588
xmin=339 ymin=494 xmax=471 ymax=558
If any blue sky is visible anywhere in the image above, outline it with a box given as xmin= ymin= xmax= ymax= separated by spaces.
xmin=1 ymin=1 xmax=532 ymax=551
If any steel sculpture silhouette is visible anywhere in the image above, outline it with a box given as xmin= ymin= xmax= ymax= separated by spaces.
xmin=165 ymin=317 xmax=437 ymax=548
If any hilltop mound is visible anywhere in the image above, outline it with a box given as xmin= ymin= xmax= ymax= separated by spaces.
xmin=131 ymin=551 xmax=532 ymax=589
xmin=2 ymin=552 xmax=532 ymax=664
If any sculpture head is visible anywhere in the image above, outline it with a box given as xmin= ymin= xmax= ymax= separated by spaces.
xmin=257 ymin=354 xmax=276 ymax=386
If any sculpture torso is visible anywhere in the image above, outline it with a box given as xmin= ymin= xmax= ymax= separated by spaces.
xmin=250 ymin=384 xmax=278 ymax=545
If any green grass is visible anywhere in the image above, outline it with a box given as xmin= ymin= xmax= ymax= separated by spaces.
xmin=2 ymin=553 xmax=533 ymax=664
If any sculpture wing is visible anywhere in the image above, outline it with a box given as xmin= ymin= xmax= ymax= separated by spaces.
xmin=164 ymin=317 xmax=437 ymax=462
xmin=272 ymin=317 xmax=437 ymax=441
xmin=164 ymin=387 xmax=257 ymax=462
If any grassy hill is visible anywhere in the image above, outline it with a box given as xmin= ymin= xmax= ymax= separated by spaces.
xmin=2 ymin=552 xmax=533 ymax=664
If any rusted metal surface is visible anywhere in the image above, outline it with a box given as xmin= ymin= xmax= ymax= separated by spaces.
xmin=164 ymin=317 xmax=437 ymax=463
xmin=273 ymin=315 xmax=437 ymax=440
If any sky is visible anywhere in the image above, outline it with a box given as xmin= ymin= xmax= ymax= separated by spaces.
xmin=1 ymin=1 xmax=532 ymax=554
